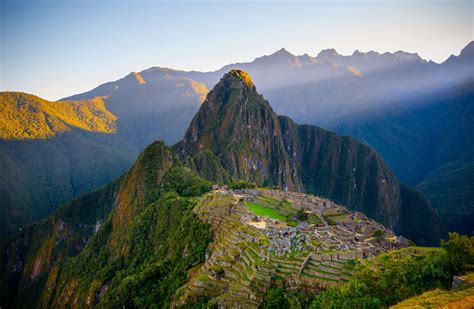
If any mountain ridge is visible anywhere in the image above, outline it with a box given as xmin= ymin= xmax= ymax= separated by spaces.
xmin=0 ymin=92 xmax=117 ymax=140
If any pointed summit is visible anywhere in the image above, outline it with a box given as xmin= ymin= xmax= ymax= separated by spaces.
xmin=444 ymin=41 xmax=474 ymax=65
xmin=221 ymin=69 xmax=255 ymax=89
xmin=272 ymin=48 xmax=292 ymax=56
xmin=316 ymin=48 xmax=340 ymax=61
xmin=177 ymin=70 xmax=300 ymax=189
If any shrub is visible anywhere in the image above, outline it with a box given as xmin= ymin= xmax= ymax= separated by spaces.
xmin=296 ymin=209 xmax=308 ymax=221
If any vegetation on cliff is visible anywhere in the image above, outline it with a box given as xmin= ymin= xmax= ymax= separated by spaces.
xmin=262 ymin=233 xmax=474 ymax=308
xmin=0 ymin=141 xmax=212 ymax=307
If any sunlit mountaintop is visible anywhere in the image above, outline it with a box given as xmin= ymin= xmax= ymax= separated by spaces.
xmin=0 ymin=92 xmax=117 ymax=140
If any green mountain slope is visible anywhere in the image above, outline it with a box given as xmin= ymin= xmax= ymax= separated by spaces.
xmin=0 ymin=73 xmax=207 ymax=239
xmin=3 ymin=43 xmax=470 ymax=240
xmin=337 ymin=80 xmax=474 ymax=235
xmin=0 ymin=93 xmax=132 ymax=238
xmin=418 ymin=162 xmax=474 ymax=236
xmin=0 ymin=92 xmax=116 ymax=140
xmin=0 ymin=178 xmax=121 ymax=307
xmin=0 ymin=141 xmax=212 ymax=307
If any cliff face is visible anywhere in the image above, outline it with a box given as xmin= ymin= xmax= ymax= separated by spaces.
xmin=177 ymin=70 xmax=302 ymax=191
xmin=0 ymin=179 xmax=121 ymax=308
xmin=279 ymin=116 xmax=400 ymax=228
xmin=177 ymin=70 xmax=444 ymax=244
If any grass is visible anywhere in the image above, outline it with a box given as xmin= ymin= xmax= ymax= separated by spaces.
xmin=256 ymin=195 xmax=281 ymax=206
xmin=246 ymin=201 xmax=286 ymax=221
xmin=392 ymin=272 xmax=474 ymax=308
xmin=196 ymin=274 xmax=211 ymax=282
xmin=307 ymin=214 xmax=322 ymax=225
xmin=331 ymin=215 xmax=350 ymax=221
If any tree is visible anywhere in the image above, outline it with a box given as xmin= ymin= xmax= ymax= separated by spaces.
xmin=372 ymin=229 xmax=385 ymax=243
xmin=441 ymin=232 xmax=474 ymax=274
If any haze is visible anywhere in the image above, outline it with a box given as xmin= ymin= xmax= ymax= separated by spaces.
xmin=1 ymin=0 xmax=473 ymax=100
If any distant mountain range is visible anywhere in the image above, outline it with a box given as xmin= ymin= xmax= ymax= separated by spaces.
xmin=0 ymin=70 xmax=445 ymax=307
xmin=0 ymin=41 xmax=472 ymax=238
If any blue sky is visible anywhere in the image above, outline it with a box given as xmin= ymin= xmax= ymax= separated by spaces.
xmin=1 ymin=0 xmax=473 ymax=100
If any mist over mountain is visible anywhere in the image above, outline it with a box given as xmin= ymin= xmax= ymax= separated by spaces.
xmin=64 ymin=68 xmax=208 ymax=148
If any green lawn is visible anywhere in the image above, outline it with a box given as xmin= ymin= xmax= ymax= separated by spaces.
xmin=246 ymin=201 xmax=286 ymax=221
xmin=254 ymin=195 xmax=296 ymax=215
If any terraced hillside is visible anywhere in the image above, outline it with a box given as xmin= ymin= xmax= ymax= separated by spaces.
xmin=177 ymin=189 xmax=409 ymax=307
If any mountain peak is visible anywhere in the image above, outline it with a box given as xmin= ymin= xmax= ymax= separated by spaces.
xmin=316 ymin=48 xmax=340 ymax=61
xmin=393 ymin=50 xmax=422 ymax=61
xmin=272 ymin=48 xmax=293 ymax=56
xmin=444 ymin=40 xmax=474 ymax=64
xmin=221 ymin=69 xmax=255 ymax=89
xmin=459 ymin=40 xmax=474 ymax=58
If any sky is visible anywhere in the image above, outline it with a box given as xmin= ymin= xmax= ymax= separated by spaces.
xmin=1 ymin=0 xmax=473 ymax=100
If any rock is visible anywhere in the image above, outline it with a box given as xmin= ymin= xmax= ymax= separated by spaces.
xmin=452 ymin=275 xmax=467 ymax=289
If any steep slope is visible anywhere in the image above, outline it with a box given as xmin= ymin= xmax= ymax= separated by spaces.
xmin=336 ymin=80 xmax=474 ymax=235
xmin=0 ymin=141 xmax=212 ymax=308
xmin=0 ymin=74 xmax=208 ymax=239
xmin=176 ymin=70 xmax=301 ymax=191
xmin=418 ymin=162 xmax=474 ymax=236
xmin=213 ymin=44 xmax=472 ymax=236
xmin=0 ymin=178 xmax=121 ymax=308
xmin=392 ymin=272 xmax=474 ymax=309
xmin=176 ymin=70 xmax=445 ymax=245
xmin=64 ymin=68 xmax=208 ymax=149
xmin=0 ymin=93 xmax=131 ymax=238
